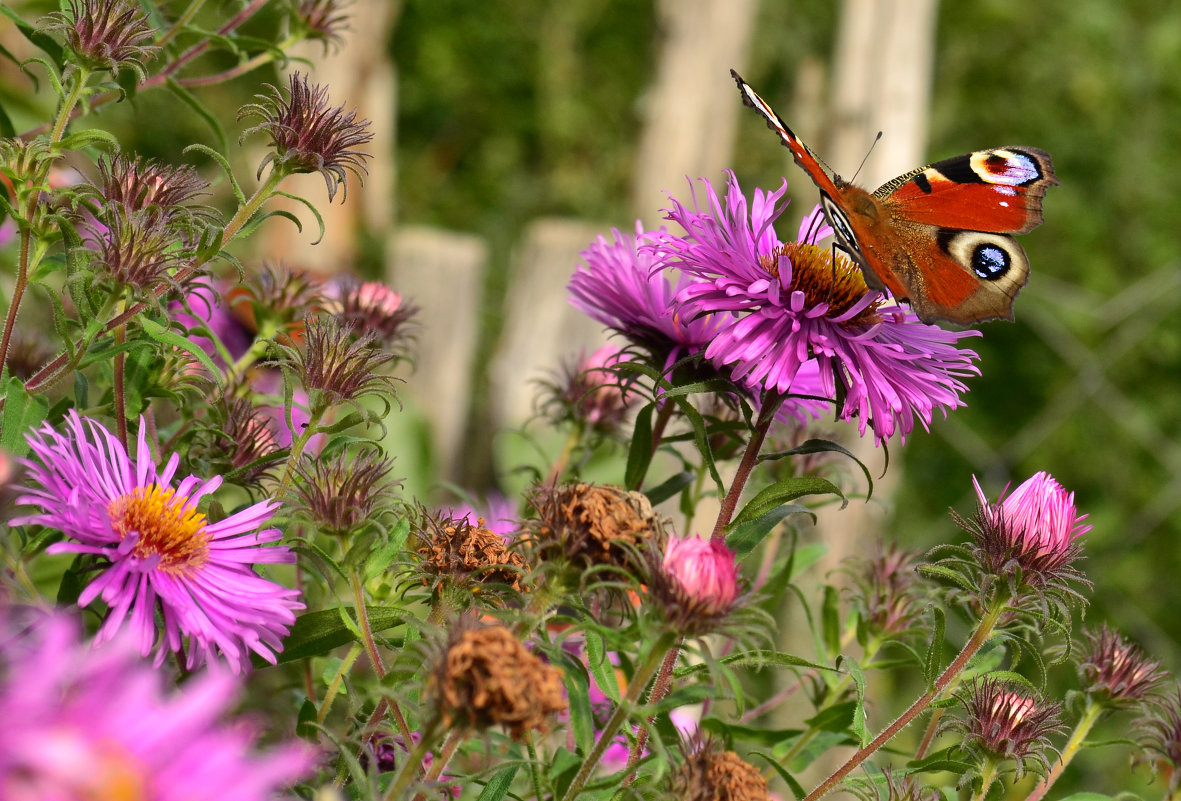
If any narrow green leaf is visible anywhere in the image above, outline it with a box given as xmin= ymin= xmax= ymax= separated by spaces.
xmin=644 ymin=470 xmax=693 ymax=506
xmin=759 ymin=437 xmax=874 ymax=500
xmin=731 ymin=476 xmax=845 ymax=528
xmin=56 ymin=128 xmax=118 ymax=151
xmin=624 ymin=403 xmax=653 ymax=490
xmin=840 ymin=657 xmax=870 ymax=747
xmin=751 ymin=751 xmax=806 ymax=800
xmin=821 ymin=585 xmax=840 ymax=660
xmin=924 ymin=606 xmax=946 ymax=685
xmin=804 ymin=700 xmax=855 ymax=732
xmin=0 ymin=6 xmax=65 ymax=67
xmin=139 ymin=317 xmax=220 ymax=376
xmin=262 ymin=606 xmax=405 ymax=665
xmin=674 ymin=649 xmax=836 ymax=677
xmin=476 ymin=765 xmax=521 ymax=801
xmin=726 ymin=505 xmax=810 ymax=557
xmin=0 ymin=376 xmax=48 ymax=455
xmin=585 ymin=630 xmax=620 ymax=703
xmin=562 ymin=659 xmax=595 ymax=756
xmin=296 ymin=698 xmax=317 ymax=739
xmin=273 ymin=190 xmax=326 ymax=244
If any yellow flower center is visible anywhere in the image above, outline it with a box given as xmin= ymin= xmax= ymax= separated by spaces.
xmin=759 ymin=242 xmax=883 ymax=326
xmin=107 ymin=484 xmax=211 ymax=574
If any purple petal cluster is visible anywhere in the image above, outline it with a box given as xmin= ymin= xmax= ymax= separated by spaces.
xmin=655 ymin=172 xmax=981 ymax=443
xmin=14 ymin=411 xmax=304 ymax=672
xmin=0 ymin=609 xmax=313 ymax=799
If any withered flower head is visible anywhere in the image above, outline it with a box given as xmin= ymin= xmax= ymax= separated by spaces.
xmin=94 ymin=153 xmax=210 ymax=221
xmin=292 ymin=0 xmax=351 ymax=53
xmin=951 ymin=678 xmax=1063 ymax=780
xmin=45 ymin=0 xmax=158 ymax=78
xmin=274 ymin=316 xmax=398 ymax=406
xmin=429 ymin=622 xmax=566 ymax=741
xmin=84 ymin=207 xmax=194 ymax=297
xmin=328 ymin=277 xmax=418 ymax=351
xmin=292 ymin=447 xmax=398 ymax=536
xmin=668 ymin=744 xmax=770 ymax=801
xmin=238 ymin=72 xmax=373 ymax=201
xmin=1136 ymin=685 xmax=1181 ymax=794
xmin=414 ymin=509 xmax=526 ymax=593
xmin=848 ymin=541 xmax=926 ymax=638
xmin=525 ymin=482 xmax=666 ymax=572
xmin=1079 ymin=625 xmax=1165 ymax=707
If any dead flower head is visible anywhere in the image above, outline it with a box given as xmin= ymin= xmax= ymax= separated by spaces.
xmin=525 ymin=482 xmax=667 ymax=572
xmin=429 ymin=623 xmax=566 ymax=741
xmin=414 ymin=509 xmax=526 ymax=593
xmin=669 ymin=744 xmax=770 ymax=801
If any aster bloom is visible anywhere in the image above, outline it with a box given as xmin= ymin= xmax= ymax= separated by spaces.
xmin=202 ymin=396 xmax=284 ymax=488
xmin=326 ymin=276 xmax=418 ymax=351
xmin=93 ymin=152 xmax=212 ymax=224
xmin=569 ymin=223 xmax=726 ymax=370
xmin=239 ymin=72 xmax=373 ymax=201
xmin=657 ymin=172 xmax=981 ymax=443
xmin=292 ymin=447 xmax=399 ymax=536
xmin=1136 ymin=685 xmax=1181 ymax=794
xmin=848 ymin=541 xmax=926 ymax=638
xmin=544 ymin=344 xmax=638 ymax=431
xmin=14 ymin=412 xmax=304 ymax=672
xmin=84 ymin=206 xmax=194 ymax=295
xmin=293 ymin=0 xmax=351 ymax=52
xmin=1079 ymin=625 xmax=1165 ymax=706
xmin=0 ymin=610 xmax=313 ymax=800
xmin=44 ymin=0 xmax=159 ymax=79
xmin=970 ymin=471 xmax=1091 ymax=579
xmin=952 ymin=678 xmax=1063 ymax=780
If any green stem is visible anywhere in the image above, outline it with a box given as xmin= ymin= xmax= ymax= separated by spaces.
xmin=113 ymin=320 xmax=127 ymax=447
xmin=526 ymin=734 xmax=546 ymax=801
xmin=710 ymin=391 xmax=785 ymax=543
xmin=803 ymin=602 xmax=1006 ymax=801
xmin=546 ymin=422 xmax=584 ymax=485
xmin=49 ymin=68 xmax=89 ymax=142
xmin=156 ymin=0 xmax=209 ymax=47
xmin=316 ymin=643 xmax=362 ymax=724
xmin=348 ymin=569 xmax=413 ymax=744
xmin=0 ymin=227 xmax=33 ymax=380
xmin=412 ymin=728 xmax=465 ymax=801
xmin=1024 ymin=699 xmax=1104 ymax=801
xmin=381 ymin=715 xmax=442 ymax=801
xmin=176 ymin=37 xmax=295 ymax=88
xmin=972 ymin=757 xmax=998 ymax=801
xmin=558 ymin=633 xmax=676 ymax=801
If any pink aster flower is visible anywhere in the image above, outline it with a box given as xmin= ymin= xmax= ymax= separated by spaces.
xmin=446 ymin=492 xmax=519 ymax=541
xmin=0 ymin=608 xmax=314 ymax=800
xmin=661 ymin=535 xmax=740 ymax=615
xmin=657 ymin=172 xmax=981 ymax=443
xmin=14 ymin=412 xmax=304 ymax=672
xmin=971 ymin=471 xmax=1091 ymax=576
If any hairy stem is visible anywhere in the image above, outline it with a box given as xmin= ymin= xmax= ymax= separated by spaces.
xmin=558 ymin=632 xmax=676 ymax=801
xmin=1024 ymin=698 xmax=1104 ymax=801
xmin=803 ymin=603 xmax=1005 ymax=801
xmin=623 ymin=640 xmax=683 ymax=785
xmin=710 ymin=391 xmax=785 ymax=543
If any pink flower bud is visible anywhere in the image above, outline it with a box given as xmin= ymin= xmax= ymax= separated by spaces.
xmin=661 ymin=535 xmax=740 ymax=615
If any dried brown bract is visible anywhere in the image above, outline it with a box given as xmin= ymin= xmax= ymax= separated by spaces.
xmin=526 ymin=482 xmax=666 ymax=571
xmin=415 ymin=510 xmax=526 ymax=592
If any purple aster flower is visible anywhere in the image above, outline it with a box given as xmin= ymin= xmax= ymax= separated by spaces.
xmin=570 ymin=223 xmax=828 ymax=426
xmin=971 ymin=470 xmax=1091 ymax=577
xmin=657 ymin=172 xmax=982 ymax=443
xmin=0 ymin=608 xmax=313 ymax=800
xmin=14 ymin=412 xmax=304 ymax=672
xmin=170 ymin=279 xmax=253 ymax=368
xmin=569 ymin=222 xmax=726 ymax=370
xmin=446 ymin=491 xmax=519 ymax=541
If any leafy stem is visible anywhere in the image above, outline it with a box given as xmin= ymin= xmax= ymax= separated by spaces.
xmin=1023 ymin=697 xmax=1104 ymax=801
xmin=802 ymin=601 xmax=1007 ymax=801
xmin=710 ymin=390 xmax=785 ymax=543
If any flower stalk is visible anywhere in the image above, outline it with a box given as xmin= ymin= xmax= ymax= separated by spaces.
xmin=710 ymin=390 xmax=785 ymax=543
xmin=1023 ymin=698 xmax=1104 ymax=801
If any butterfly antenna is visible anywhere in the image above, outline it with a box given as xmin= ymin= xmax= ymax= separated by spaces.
xmin=849 ymin=131 xmax=884 ymax=184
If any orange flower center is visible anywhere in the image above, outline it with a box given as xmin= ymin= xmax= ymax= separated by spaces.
xmin=759 ymin=242 xmax=882 ymax=326
xmin=107 ymin=485 xmax=211 ymax=574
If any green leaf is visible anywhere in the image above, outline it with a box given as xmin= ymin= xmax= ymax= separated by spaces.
xmin=476 ymin=765 xmax=521 ymax=801
xmin=759 ymin=437 xmax=874 ymax=500
xmin=262 ymin=605 xmax=405 ymax=666
xmin=562 ymin=658 xmax=595 ymax=756
xmin=674 ymin=649 xmax=836 ymax=677
xmin=0 ymin=6 xmax=65 ymax=68
xmin=644 ymin=471 xmax=693 ymax=506
xmin=751 ymin=751 xmax=806 ymax=800
xmin=585 ymin=629 xmax=620 ymax=703
xmin=924 ymin=606 xmax=946 ymax=685
xmin=624 ymin=403 xmax=653 ymax=489
xmin=139 ymin=317 xmax=220 ymax=377
xmin=804 ymin=700 xmax=855 ymax=732
xmin=56 ymin=128 xmax=118 ymax=152
xmin=731 ymin=476 xmax=845 ymax=528
xmin=839 ymin=656 xmax=869 ymax=747
xmin=0 ymin=97 xmax=14 ymax=138
xmin=55 ymin=554 xmax=86 ymax=605
xmin=362 ymin=518 xmax=410 ymax=581
xmin=296 ymin=698 xmax=317 ymax=739
xmin=726 ymin=504 xmax=812 ymax=557
xmin=273 ymin=190 xmax=326 ymax=244
xmin=821 ymin=585 xmax=840 ymax=659
xmin=0 ymin=376 xmax=49 ymax=455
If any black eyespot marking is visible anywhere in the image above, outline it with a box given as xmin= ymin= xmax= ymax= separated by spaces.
xmin=932 ymin=155 xmax=985 ymax=185
xmin=972 ymin=244 xmax=1010 ymax=280
xmin=912 ymin=173 xmax=933 ymax=194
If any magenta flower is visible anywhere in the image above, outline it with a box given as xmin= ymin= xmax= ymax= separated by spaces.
xmin=0 ymin=609 xmax=313 ymax=800
xmin=570 ymin=223 xmax=727 ymax=369
xmin=662 ymin=535 xmax=740 ymax=615
xmin=657 ymin=172 xmax=981 ymax=443
xmin=972 ymin=471 xmax=1091 ymax=575
xmin=14 ymin=412 xmax=304 ymax=672
xmin=446 ymin=492 xmax=519 ymax=541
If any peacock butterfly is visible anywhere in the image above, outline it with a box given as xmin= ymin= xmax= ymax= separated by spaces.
xmin=730 ymin=70 xmax=1058 ymax=326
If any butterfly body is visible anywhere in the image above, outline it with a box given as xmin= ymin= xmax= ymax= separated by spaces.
xmin=731 ymin=70 xmax=1058 ymax=326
